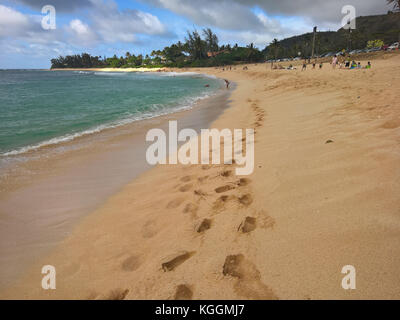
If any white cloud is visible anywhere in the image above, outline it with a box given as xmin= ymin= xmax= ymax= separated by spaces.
xmin=69 ymin=19 xmax=90 ymax=35
xmin=67 ymin=19 xmax=99 ymax=46
xmin=89 ymin=0 xmax=167 ymax=43
xmin=0 ymin=4 xmax=64 ymax=44
xmin=0 ymin=0 xmax=170 ymax=60
xmin=0 ymin=5 xmax=33 ymax=38
xmin=148 ymin=0 xmax=391 ymax=28
xmin=146 ymin=0 xmax=268 ymax=31
xmin=245 ymin=0 xmax=391 ymax=25
xmin=142 ymin=0 xmax=307 ymax=47
xmin=91 ymin=9 xmax=165 ymax=42
xmin=12 ymin=0 xmax=94 ymax=12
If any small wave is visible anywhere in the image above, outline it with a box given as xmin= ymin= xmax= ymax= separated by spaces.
xmin=93 ymin=72 xmax=129 ymax=77
xmin=74 ymin=71 xmax=93 ymax=75
xmin=1 ymin=89 xmax=216 ymax=157
xmin=158 ymin=72 xmax=217 ymax=80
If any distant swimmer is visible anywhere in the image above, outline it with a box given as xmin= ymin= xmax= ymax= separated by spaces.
xmin=332 ymin=55 xmax=338 ymax=69
xmin=204 ymin=84 xmax=210 ymax=87
xmin=224 ymin=79 xmax=230 ymax=89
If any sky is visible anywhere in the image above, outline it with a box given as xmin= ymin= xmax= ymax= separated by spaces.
xmin=0 ymin=0 xmax=392 ymax=68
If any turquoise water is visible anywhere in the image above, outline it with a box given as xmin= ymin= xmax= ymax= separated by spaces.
xmin=0 ymin=70 xmax=220 ymax=156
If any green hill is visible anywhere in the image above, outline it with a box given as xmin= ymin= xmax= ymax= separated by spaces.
xmin=263 ymin=12 xmax=400 ymax=59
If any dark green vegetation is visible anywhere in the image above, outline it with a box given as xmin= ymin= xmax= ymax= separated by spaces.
xmin=51 ymin=12 xmax=400 ymax=69
xmin=50 ymin=28 xmax=264 ymax=69
xmin=263 ymin=12 xmax=400 ymax=59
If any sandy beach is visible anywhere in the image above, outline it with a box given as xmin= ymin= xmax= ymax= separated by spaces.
xmin=1 ymin=51 xmax=400 ymax=300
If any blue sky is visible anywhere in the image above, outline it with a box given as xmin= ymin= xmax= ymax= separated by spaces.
xmin=0 ymin=0 xmax=391 ymax=68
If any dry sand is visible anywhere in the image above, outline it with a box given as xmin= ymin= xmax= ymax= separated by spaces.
xmin=2 ymin=52 xmax=400 ymax=300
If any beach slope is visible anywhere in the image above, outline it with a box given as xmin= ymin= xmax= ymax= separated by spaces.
xmin=2 ymin=53 xmax=400 ymax=300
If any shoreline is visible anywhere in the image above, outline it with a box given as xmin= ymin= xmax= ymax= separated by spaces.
xmin=0 ymin=78 xmax=230 ymax=291
xmin=2 ymin=53 xmax=400 ymax=299
xmin=50 ymin=67 xmax=168 ymax=72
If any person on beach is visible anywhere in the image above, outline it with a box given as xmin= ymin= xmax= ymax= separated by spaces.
xmin=302 ymin=59 xmax=307 ymax=71
xmin=319 ymin=62 xmax=323 ymax=69
xmin=350 ymin=60 xmax=357 ymax=69
xmin=345 ymin=56 xmax=351 ymax=68
xmin=332 ymin=55 xmax=338 ymax=69
xmin=224 ymin=79 xmax=230 ymax=89
xmin=366 ymin=61 xmax=372 ymax=69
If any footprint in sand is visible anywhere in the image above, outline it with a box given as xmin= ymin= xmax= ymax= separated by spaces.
xmin=238 ymin=194 xmax=253 ymax=206
xmin=103 ymin=288 xmax=130 ymax=300
xmin=198 ymin=176 xmax=209 ymax=183
xmin=237 ymin=178 xmax=251 ymax=187
xmin=220 ymin=170 xmax=233 ymax=177
xmin=161 ymin=251 xmax=195 ymax=272
xmin=121 ymin=254 xmax=142 ymax=272
xmin=215 ymin=185 xmax=236 ymax=194
xmin=180 ymin=176 xmax=192 ymax=182
xmin=179 ymin=184 xmax=193 ymax=192
xmin=183 ymin=202 xmax=198 ymax=215
xmin=381 ymin=119 xmax=400 ymax=129
xmin=167 ymin=197 xmax=185 ymax=209
xmin=174 ymin=284 xmax=193 ymax=300
xmin=238 ymin=217 xmax=257 ymax=233
xmin=212 ymin=195 xmax=232 ymax=211
xmin=142 ymin=219 xmax=158 ymax=238
xmin=222 ymin=254 xmax=277 ymax=300
xmin=196 ymin=218 xmax=212 ymax=233
xmin=258 ymin=213 xmax=276 ymax=229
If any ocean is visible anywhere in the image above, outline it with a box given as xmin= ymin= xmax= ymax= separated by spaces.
xmin=0 ymin=70 xmax=220 ymax=157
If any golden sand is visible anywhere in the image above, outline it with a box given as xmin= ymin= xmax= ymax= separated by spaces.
xmin=2 ymin=52 xmax=400 ymax=299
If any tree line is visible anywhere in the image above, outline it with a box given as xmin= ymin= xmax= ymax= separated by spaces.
xmin=50 ymin=28 xmax=265 ymax=69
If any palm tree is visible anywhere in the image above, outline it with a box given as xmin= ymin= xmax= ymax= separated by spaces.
xmin=202 ymin=28 xmax=219 ymax=53
xmin=246 ymin=43 xmax=256 ymax=61
xmin=185 ymin=30 xmax=207 ymax=60
xmin=387 ymin=0 xmax=400 ymax=11
xmin=270 ymin=38 xmax=279 ymax=69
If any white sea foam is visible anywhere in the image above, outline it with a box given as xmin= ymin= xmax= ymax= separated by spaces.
xmin=74 ymin=71 xmax=93 ymax=75
xmin=158 ymin=72 xmax=218 ymax=80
